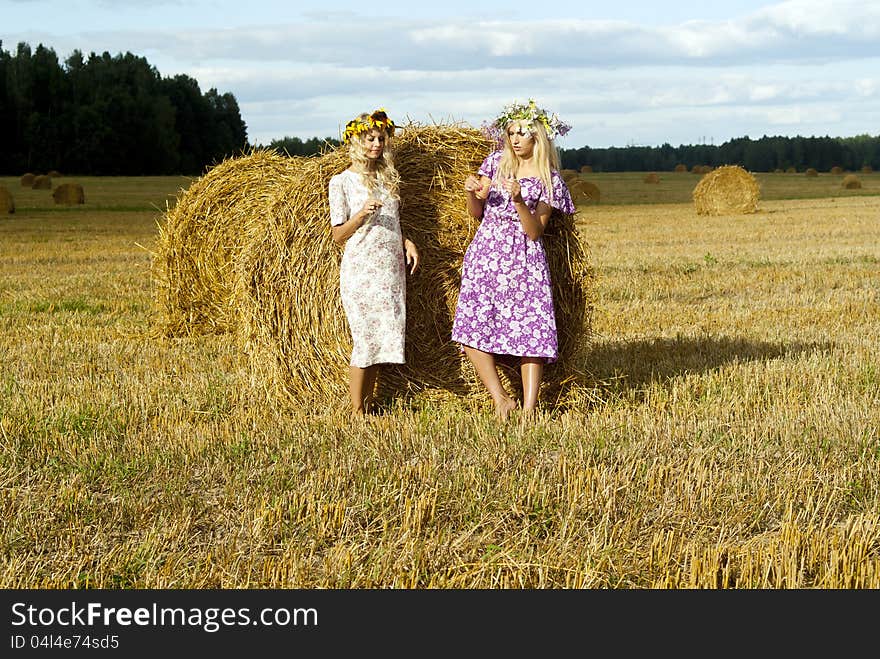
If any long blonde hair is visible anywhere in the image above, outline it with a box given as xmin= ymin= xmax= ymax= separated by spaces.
xmin=496 ymin=119 xmax=560 ymax=205
xmin=347 ymin=115 xmax=400 ymax=200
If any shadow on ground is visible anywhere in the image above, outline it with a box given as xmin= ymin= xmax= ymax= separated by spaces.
xmin=577 ymin=333 xmax=834 ymax=401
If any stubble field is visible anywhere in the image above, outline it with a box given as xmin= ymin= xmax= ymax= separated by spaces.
xmin=1 ymin=170 xmax=878 ymax=587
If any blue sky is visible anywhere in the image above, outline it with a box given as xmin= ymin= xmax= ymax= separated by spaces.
xmin=4 ymin=0 xmax=879 ymax=149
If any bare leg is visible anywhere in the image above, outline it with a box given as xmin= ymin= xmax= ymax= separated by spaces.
xmin=362 ymin=364 xmax=379 ymax=413
xmin=521 ymin=357 xmax=544 ymax=416
xmin=348 ymin=365 xmax=369 ymax=417
xmin=464 ymin=346 xmax=518 ymax=420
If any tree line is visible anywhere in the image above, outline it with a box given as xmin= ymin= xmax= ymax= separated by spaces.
xmin=3 ymin=40 xmax=878 ymax=176
xmin=558 ymin=135 xmax=880 ymax=173
xmin=1 ymin=41 xmax=248 ymax=175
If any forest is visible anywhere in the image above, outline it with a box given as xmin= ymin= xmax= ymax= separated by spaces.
xmin=2 ymin=40 xmax=878 ymax=176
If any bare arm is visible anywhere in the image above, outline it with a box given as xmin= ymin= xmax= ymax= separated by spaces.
xmin=331 ymin=198 xmax=382 ymax=246
xmin=464 ymin=173 xmax=490 ymax=219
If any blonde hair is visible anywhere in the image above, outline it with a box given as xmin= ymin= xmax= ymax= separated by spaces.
xmin=495 ymin=119 xmax=560 ymax=205
xmin=347 ymin=114 xmax=400 ymax=200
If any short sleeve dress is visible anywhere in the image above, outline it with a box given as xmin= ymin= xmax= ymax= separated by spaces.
xmin=451 ymin=150 xmax=575 ymax=363
xmin=328 ymin=169 xmax=407 ymax=368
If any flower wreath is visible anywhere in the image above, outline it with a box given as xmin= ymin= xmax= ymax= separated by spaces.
xmin=342 ymin=108 xmax=396 ymax=144
xmin=480 ymin=99 xmax=571 ymax=148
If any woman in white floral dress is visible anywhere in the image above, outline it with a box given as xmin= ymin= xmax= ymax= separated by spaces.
xmin=329 ymin=109 xmax=420 ymax=417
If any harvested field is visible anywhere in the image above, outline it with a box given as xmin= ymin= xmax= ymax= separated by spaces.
xmin=1 ymin=174 xmax=878 ymax=590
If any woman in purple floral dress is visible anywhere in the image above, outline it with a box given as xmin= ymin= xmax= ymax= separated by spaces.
xmin=452 ymin=100 xmax=574 ymax=420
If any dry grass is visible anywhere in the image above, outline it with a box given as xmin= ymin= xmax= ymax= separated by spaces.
xmin=0 ymin=177 xmax=878 ymax=588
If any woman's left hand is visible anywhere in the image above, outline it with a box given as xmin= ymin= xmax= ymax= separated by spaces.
xmin=404 ymin=239 xmax=420 ymax=275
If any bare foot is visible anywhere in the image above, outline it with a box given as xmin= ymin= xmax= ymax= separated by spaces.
xmin=494 ymin=397 xmax=518 ymax=421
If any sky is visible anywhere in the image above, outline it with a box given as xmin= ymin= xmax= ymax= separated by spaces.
xmin=3 ymin=0 xmax=879 ymax=149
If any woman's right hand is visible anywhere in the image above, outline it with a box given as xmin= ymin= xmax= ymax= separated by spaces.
xmin=465 ymin=174 xmax=489 ymax=200
xmin=358 ymin=198 xmax=382 ymax=222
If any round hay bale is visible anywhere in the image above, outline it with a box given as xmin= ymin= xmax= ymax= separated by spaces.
xmin=153 ymin=125 xmax=595 ymax=409
xmin=674 ymin=164 xmax=687 ymax=173
xmin=151 ymin=149 xmax=295 ymax=337
xmin=53 ymin=183 xmax=85 ymax=205
xmin=560 ymin=169 xmax=579 ymax=183
xmin=32 ymin=175 xmax=51 ymax=190
xmin=47 ymin=170 xmax=62 ymax=178
xmin=830 ymin=166 xmax=843 ymax=175
xmin=805 ymin=168 xmax=818 ymax=177
xmin=842 ymin=174 xmax=861 ymax=189
xmin=692 ymin=165 xmax=760 ymax=216
xmin=643 ymin=172 xmax=660 ymax=184
xmin=773 ymin=168 xmax=783 ymax=173
xmin=0 ymin=186 xmax=14 ymax=214
xmin=786 ymin=166 xmax=797 ymax=173
xmin=567 ymin=178 xmax=600 ymax=204
xmin=20 ymin=173 xmax=35 ymax=187
xmin=580 ymin=165 xmax=592 ymax=174
xmin=862 ymin=165 xmax=873 ymax=174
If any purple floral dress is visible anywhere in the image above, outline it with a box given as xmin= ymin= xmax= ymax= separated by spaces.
xmin=452 ymin=150 xmax=575 ymax=363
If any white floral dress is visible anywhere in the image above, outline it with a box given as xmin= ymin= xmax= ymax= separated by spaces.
xmin=329 ymin=169 xmax=407 ymax=368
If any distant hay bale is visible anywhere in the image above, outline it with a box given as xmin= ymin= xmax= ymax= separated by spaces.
xmin=580 ymin=165 xmax=592 ymax=173
xmin=152 ymin=124 xmax=595 ymax=409
xmin=560 ymin=169 xmax=580 ymax=183
xmin=674 ymin=164 xmax=687 ymax=173
xmin=842 ymin=174 xmax=862 ymax=189
xmin=786 ymin=166 xmax=797 ymax=173
xmin=567 ymin=178 xmax=601 ymax=204
xmin=862 ymin=165 xmax=873 ymax=174
xmin=830 ymin=166 xmax=843 ymax=175
xmin=47 ymin=170 xmax=62 ymax=178
xmin=692 ymin=165 xmax=760 ymax=216
xmin=805 ymin=168 xmax=818 ymax=177
xmin=0 ymin=186 xmax=14 ymax=214
xmin=691 ymin=165 xmax=712 ymax=174
xmin=20 ymin=173 xmax=35 ymax=187
xmin=32 ymin=175 xmax=51 ymax=190
xmin=643 ymin=172 xmax=660 ymax=184
xmin=52 ymin=183 xmax=85 ymax=205
xmin=773 ymin=168 xmax=783 ymax=173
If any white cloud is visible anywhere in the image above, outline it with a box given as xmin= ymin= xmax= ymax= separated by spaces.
xmin=4 ymin=1 xmax=879 ymax=147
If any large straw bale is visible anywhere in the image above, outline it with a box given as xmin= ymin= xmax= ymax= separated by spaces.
xmin=151 ymin=150 xmax=296 ymax=336
xmin=692 ymin=165 xmax=760 ymax=216
xmin=32 ymin=175 xmax=52 ymax=190
xmin=643 ymin=172 xmax=660 ymax=184
xmin=47 ymin=170 xmax=62 ymax=178
xmin=20 ymin=173 xmax=35 ymax=187
xmin=153 ymin=124 xmax=595 ymax=409
xmin=52 ymin=183 xmax=85 ymax=205
xmin=805 ymin=168 xmax=818 ymax=177
xmin=674 ymin=164 xmax=687 ymax=173
xmin=0 ymin=187 xmax=14 ymax=214
xmin=580 ymin=165 xmax=592 ymax=173
xmin=842 ymin=174 xmax=861 ymax=189
xmin=830 ymin=166 xmax=843 ymax=175
xmin=862 ymin=165 xmax=873 ymax=174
